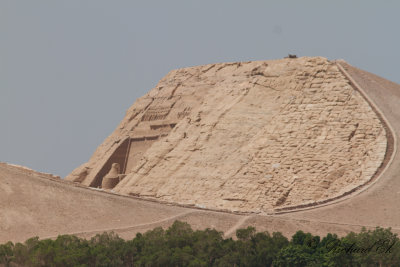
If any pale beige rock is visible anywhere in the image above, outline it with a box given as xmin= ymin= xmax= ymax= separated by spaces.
xmin=66 ymin=57 xmax=387 ymax=213
xmin=101 ymin=163 xmax=120 ymax=189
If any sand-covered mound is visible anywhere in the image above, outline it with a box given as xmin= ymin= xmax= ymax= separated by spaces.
xmin=67 ymin=57 xmax=387 ymax=213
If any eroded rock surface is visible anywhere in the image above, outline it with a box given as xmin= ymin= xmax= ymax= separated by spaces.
xmin=66 ymin=57 xmax=387 ymax=212
xmin=101 ymin=163 xmax=121 ymax=189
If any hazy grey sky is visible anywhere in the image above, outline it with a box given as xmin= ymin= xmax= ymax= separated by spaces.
xmin=1 ymin=1 xmax=399 ymax=177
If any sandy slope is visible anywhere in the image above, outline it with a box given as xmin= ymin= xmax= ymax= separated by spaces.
xmin=0 ymin=160 xmax=385 ymax=244
xmin=0 ymin=163 xmax=188 ymax=243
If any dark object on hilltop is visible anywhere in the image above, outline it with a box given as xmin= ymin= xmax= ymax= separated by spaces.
xmin=286 ymin=54 xmax=297 ymax=58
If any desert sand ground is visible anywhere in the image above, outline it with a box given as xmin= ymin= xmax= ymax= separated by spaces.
xmin=1 ymin=61 xmax=399 ymax=244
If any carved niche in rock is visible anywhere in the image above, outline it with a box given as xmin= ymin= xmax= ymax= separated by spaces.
xmin=101 ymin=163 xmax=121 ymax=189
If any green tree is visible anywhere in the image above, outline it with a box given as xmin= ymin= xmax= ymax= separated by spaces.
xmin=251 ymin=231 xmax=289 ymax=267
xmin=349 ymin=227 xmax=400 ymax=267
xmin=320 ymin=233 xmax=354 ymax=266
xmin=0 ymin=241 xmax=14 ymax=267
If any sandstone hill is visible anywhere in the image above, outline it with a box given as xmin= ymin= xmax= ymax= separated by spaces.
xmin=67 ymin=57 xmax=389 ymax=213
xmin=2 ymin=57 xmax=400 ymax=244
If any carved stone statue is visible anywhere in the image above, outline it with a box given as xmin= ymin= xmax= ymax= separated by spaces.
xmin=101 ymin=163 xmax=120 ymax=189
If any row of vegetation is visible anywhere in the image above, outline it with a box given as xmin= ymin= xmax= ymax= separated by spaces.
xmin=1 ymin=221 xmax=400 ymax=266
